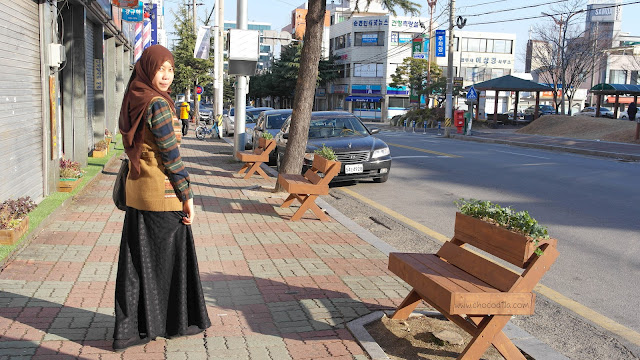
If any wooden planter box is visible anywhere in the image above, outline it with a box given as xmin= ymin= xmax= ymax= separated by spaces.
xmin=92 ymin=148 xmax=108 ymax=158
xmin=312 ymin=154 xmax=339 ymax=172
xmin=258 ymin=137 xmax=275 ymax=149
xmin=58 ymin=178 xmax=82 ymax=192
xmin=454 ymin=212 xmax=557 ymax=268
xmin=0 ymin=216 xmax=29 ymax=245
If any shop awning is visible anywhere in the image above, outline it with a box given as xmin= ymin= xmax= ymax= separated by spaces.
xmin=345 ymin=96 xmax=382 ymax=102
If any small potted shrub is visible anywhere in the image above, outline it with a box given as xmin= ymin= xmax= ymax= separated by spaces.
xmin=258 ymin=131 xmax=274 ymax=148
xmin=455 ymin=198 xmax=555 ymax=264
xmin=104 ymin=129 xmax=113 ymax=145
xmin=58 ymin=157 xmax=85 ymax=192
xmin=0 ymin=196 xmax=36 ymax=245
xmin=92 ymin=140 xmax=109 ymax=157
xmin=311 ymin=144 xmax=340 ymax=172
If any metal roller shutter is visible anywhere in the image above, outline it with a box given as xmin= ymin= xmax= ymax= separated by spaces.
xmin=0 ymin=0 xmax=43 ymax=201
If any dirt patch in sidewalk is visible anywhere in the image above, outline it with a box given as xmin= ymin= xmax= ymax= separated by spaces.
xmin=365 ymin=313 xmax=533 ymax=360
xmin=516 ymin=115 xmax=640 ymax=144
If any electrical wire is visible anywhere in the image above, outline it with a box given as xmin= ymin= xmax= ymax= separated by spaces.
xmin=461 ymin=0 xmax=568 ymax=17
xmin=466 ymin=1 xmax=640 ymax=27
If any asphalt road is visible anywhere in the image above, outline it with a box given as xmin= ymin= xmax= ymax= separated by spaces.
xmin=323 ymin=129 xmax=640 ymax=358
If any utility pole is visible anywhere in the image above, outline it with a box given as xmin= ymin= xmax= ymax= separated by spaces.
xmin=444 ymin=0 xmax=455 ymax=137
xmin=193 ymin=0 xmax=200 ymax=123
xmin=234 ymin=0 xmax=248 ymax=157
xmin=214 ymin=0 xmax=224 ymax=121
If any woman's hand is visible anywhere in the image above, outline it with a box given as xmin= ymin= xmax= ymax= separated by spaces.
xmin=182 ymin=198 xmax=194 ymax=225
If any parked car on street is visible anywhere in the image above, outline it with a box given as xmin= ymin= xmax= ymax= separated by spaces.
xmin=250 ymin=109 xmax=293 ymax=160
xmin=618 ymin=109 xmax=640 ymax=120
xmin=523 ymin=104 xmax=556 ymax=116
xmin=198 ymin=103 xmax=213 ymax=124
xmin=242 ymin=107 xmax=276 ymax=149
xmin=222 ymin=105 xmax=259 ymax=136
xmin=274 ymin=111 xmax=392 ymax=183
xmin=574 ymin=106 xmax=615 ymax=118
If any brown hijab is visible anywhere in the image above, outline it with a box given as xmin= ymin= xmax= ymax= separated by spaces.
xmin=119 ymin=45 xmax=176 ymax=179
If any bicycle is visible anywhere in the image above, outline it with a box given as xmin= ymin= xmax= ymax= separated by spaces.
xmin=195 ymin=120 xmax=220 ymax=140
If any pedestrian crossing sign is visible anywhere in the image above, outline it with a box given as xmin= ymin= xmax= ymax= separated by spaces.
xmin=466 ymin=86 xmax=478 ymax=100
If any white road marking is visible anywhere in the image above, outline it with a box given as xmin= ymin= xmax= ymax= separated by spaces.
xmin=493 ymin=150 xmax=550 ymax=159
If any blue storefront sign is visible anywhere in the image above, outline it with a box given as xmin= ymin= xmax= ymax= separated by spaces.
xmin=435 ymin=30 xmax=446 ymax=57
xmin=122 ymin=2 xmax=144 ymax=22
xmin=386 ymin=86 xmax=409 ymax=95
xmin=352 ymin=85 xmax=382 ymax=94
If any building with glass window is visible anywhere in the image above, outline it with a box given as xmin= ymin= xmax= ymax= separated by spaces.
xmin=325 ymin=14 xmax=517 ymax=121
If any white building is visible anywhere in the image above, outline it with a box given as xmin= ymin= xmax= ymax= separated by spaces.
xmin=436 ymin=31 xmax=516 ymax=116
xmin=325 ymin=13 xmax=517 ymax=121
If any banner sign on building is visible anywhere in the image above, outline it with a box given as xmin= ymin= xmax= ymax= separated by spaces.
xmin=435 ymin=30 xmax=446 ymax=57
xmin=122 ymin=2 xmax=143 ymax=22
xmin=144 ymin=3 xmax=158 ymax=45
xmin=194 ymin=26 xmax=212 ymax=59
xmin=94 ymin=59 xmax=104 ymax=91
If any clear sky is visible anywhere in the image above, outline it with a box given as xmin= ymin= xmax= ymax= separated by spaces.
xmin=164 ymin=0 xmax=640 ymax=72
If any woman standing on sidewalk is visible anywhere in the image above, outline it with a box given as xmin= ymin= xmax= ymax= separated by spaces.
xmin=114 ymin=45 xmax=210 ymax=351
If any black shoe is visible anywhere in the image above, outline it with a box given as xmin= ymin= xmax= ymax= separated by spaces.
xmin=113 ymin=336 xmax=150 ymax=352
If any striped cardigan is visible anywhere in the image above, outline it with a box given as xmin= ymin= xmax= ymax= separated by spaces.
xmin=125 ymin=97 xmax=193 ymax=211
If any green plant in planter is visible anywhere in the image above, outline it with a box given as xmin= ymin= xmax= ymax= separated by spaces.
xmin=0 ymin=197 xmax=36 ymax=230
xmin=95 ymin=140 xmax=108 ymax=151
xmin=455 ymin=198 xmax=549 ymax=255
xmin=261 ymin=132 xmax=274 ymax=140
xmin=313 ymin=144 xmax=337 ymax=161
xmin=59 ymin=157 xmax=85 ymax=179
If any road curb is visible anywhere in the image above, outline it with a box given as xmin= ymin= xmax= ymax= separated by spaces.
xmin=451 ymin=134 xmax=640 ymax=161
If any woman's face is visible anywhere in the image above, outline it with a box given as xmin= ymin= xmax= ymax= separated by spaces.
xmin=152 ymin=61 xmax=174 ymax=92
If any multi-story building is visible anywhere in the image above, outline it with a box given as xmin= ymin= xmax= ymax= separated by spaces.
xmin=325 ymin=13 xmax=516 ymax=120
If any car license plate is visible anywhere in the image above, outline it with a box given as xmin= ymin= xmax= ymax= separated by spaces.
xmin=345 ymin=164 xmax=363 ymax=174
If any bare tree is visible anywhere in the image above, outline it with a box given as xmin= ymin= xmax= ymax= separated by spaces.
xmin=277 ymin=0 xmax=420 ymax=188
xmin=531 ymin=0 xmax=607 ymax=114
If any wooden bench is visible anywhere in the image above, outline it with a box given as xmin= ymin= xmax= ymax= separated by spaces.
xmin=277 ymin=156 xmax=341 ymax=221
xmin=388 ymin=212 xmax=559 ymax=360
xmin=236 ymin=138 xmax=276 ymax=180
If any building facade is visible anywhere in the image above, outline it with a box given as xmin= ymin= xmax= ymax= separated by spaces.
xmin=0 ymin=0 xmax=133 ymax=202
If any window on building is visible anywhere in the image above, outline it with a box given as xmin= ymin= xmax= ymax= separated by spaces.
xmin=486 ymin=39 xmax=494 ymax=53
xmin=355 ymin=31 xmax=385 ymax=46
xmin=461 ymin=38 xmax=468 ymax=52
xmin=631 ymin=71 xmax=638 ymax=85
xmin=467 ymin=38 xmax=480 ymax=52
xmin=337 ymin=63 xmax=351 ymax=78
xmin=335 ymin=35 xmax=347 ymax=50
xmin=609 ymin=70 xmax=627 ymax=84
xmin=453 ymin=37 xmax=459 ymax=51
xmin=388 ymin=97 xmax=410 ymax=109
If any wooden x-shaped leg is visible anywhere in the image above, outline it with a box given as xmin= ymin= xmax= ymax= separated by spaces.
xmin=242 ymin=161 xmax=269 ymax=180
xmin=281 ymin=194 xmax=328 ymax=221
xmin=392 ymin=290 xmax=523 ymax=360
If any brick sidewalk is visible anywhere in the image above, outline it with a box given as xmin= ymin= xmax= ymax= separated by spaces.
xmin=0 ymin=134 xmax=410 ymax=359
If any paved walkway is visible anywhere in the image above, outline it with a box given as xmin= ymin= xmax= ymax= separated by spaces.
xmin=0 ymin=135 xmax=409 ymax=359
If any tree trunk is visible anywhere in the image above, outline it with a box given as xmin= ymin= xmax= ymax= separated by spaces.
xmin=275 ymin=0 xmax=326 ymax=191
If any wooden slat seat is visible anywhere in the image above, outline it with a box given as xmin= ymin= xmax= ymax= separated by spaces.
xmin=277 ymin=156 xmax=341 ymax=221
xmin=388 ymin=213 xmax=559 ymax=360
xmin=236 ymin=139 xmax=275 ymax=180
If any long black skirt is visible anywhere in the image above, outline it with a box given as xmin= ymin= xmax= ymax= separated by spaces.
xmin=113 ymin=207 xmax=210 ymax=349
